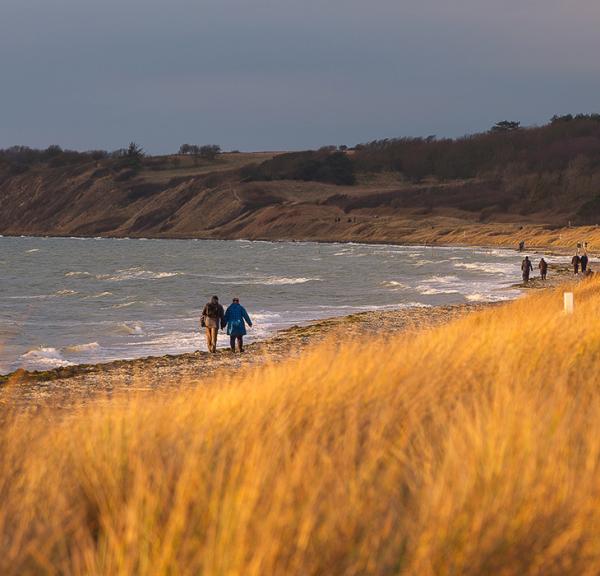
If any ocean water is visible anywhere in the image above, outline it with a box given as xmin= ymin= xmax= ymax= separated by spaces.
xmin=0 ymin=236 xmax=545 ymax=373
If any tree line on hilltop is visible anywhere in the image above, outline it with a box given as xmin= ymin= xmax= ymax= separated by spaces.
xmin=2 ymin=114 xmax=600 ymax=194
xmin=0 ymin=141 xmax=222 ymax=175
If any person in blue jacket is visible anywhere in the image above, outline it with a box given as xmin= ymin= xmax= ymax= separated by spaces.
xmin=222 ymin=297 xmax=253 ymax=352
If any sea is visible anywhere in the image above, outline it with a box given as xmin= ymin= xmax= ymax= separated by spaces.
xmin=0 ymin=236 xmax=558 ymax=373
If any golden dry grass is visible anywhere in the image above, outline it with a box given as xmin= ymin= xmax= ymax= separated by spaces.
xmin=2 ymin=279 xmax=600 ymax=574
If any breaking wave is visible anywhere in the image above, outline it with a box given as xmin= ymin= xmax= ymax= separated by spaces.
xmin=453 ymin=262 xmax=517 ymax=275
xmin=20 ymin=347 xmax=74 ymax=370
xmin=116 ymin=322 xmax=145 ymax=335
xmin=55 ymin=289 xmax=78 ymax=296
xmin=97 ymin=268 xmax=182 ymax=282
xmin=216 ymin=276 xmax=322 ymax=286
xmin=381 ymin=280 xmax=409 ymax=290
xmin=416 ymin=275 xmax=463 ymax=296
xmin=64 ymin=342 xmax=101 ymax=353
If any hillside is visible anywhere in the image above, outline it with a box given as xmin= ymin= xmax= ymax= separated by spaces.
xmin=2 ymin=116 xmax=600 ymax=248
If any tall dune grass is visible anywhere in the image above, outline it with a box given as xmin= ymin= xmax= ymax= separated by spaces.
xmin=2 ymin=279 xmax=600 ymax=574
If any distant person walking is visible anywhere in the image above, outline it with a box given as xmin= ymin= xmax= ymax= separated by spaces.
xmin=572 ymin=254 xmax=581 ymax=275
xmin=538 ymin=258 xmax=548 ymax=280
xmin=518 ymin=240 xmax=525 ymax=252
xmin=581 ymin=253 xmax=589 ymax=273
xmin=223 ymin=297 xmax=253 ymax=353
xmin=201 ymin=295 xmax=224 ymax=353
xmin=521 ymin=256 xmax=533 ymax=283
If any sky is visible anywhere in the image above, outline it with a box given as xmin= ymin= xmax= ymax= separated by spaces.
xmin=1 ymin=0 xmax=599 ymax=153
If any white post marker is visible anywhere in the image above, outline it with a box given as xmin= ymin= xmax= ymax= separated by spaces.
xmin=564 ymin=292 xmax=574 ymax=314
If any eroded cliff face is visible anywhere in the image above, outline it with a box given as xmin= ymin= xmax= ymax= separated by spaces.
xmin=0 ymin=153 xmax=591 ymax=249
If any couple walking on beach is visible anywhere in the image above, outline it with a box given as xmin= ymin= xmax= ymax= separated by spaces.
xmin=201 ymin=296 xmax=253 ymax=353
xmin=521 ymin=256 xmax=547 ymax=283
xmin=571 ymin=253 xmax=590 ymax=275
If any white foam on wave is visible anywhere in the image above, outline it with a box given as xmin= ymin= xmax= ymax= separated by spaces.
xmin=55 ymin=289 xmax=78 ymax=296
xmin=108 ymin=301 xmax=139 ymax=309
xmin=20 ymin=347 xmax=74 ymax=370
xmin=64 ymin=342 xmax=101 ymax=353
xmin=116 ymin=322 xmax=145 ymax=335
xmin=215 ymin=276 xmax=322 ymax=286
xmin=98 ymin=267 xmax=182 ymax=282
xmin=415 ymin=275 xmax=463 ymax=296
xmin=453 ymin=262 xmax=517 ymax=275
xmin=65 ymin=271 xmax=92 ymax=277
xmin=477 ymin=248 xmax=520 ymax=259
xmin=251 ymin=311 xmax=283 ymax=322
xmin=381 ymin=280 xmax=409 ymax=290
xmin=26 ymin=248 xmax=40 ymax=253
xmin=466 ymin=293 xmax=487 ymax=302
xmin=262 ymin=277 xmax=321 ymax=285
xmin=414 ymin=259 xmax=435 ymax=266
xmin=466 ymin=292 xmax=514 ymax=303
xmin=84 ymin=291 xmax=114 ymax=299
xmin=418 ymin=287 xmax=461 ymax=295
xmin=313 ymin=302 xmax=431 ymax=312
xmin=6 ymin=294 xmax=51 ymax=300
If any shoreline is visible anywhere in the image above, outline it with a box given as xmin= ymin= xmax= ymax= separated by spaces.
xmin=0 ymin=229 xmax=590 ymax=257
xmin=2 ymin=303 xmax=500 ymax=407
xmin=1 ymin=262 xmax=576 ymax=395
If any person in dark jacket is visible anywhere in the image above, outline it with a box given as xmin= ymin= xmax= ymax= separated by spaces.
xmin=581 ymin=253 xmax=589 ymax=273
xmin=223 ymin=297 xmax=253 ymax=352
xmin=201 ymin=295 xmax=225 ymax=353
xmin=572 ymin=254 xmax=581 ymax=275
xmin=521 ymin=256 xmax=533 ymax=283
xmin=538 ymin=258 xmax=548 ymax=280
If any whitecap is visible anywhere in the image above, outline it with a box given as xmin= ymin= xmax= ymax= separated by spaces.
xmin=64 ymin=342 xmax=101 ymax=353
xmin=85 ymin=291 xmax=114 ymax=299
xmin=417 ymin=287 xmax=461 ymax=295
xmin=55 ymin=289 xmax=78 ymax=296
xmin=98 ymin=267 xmax=182 ymax=281
xmin=453 ymin=262 xmax=516 ymax=275
xmin=116 ymin=322 xmax=145 ymax=335
xmin=108 ymin=301 xmax=139 ymax=309
xmin=414 ymin=259 xmax=435 ymax=266
xmin=20 ymin=347 xmax=74 ymax=370
xmin=215 ymin=276 xmax=322 ymax=286
xmin=381 ymin=280 xmax=409 ymax=289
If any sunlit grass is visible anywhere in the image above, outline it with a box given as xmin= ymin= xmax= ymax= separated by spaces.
xmin=2 ymin=279 xmax=600 ymax=574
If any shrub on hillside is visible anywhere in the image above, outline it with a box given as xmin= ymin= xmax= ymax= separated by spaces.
xmin=241 ymin=150 xmax=355 ymax=185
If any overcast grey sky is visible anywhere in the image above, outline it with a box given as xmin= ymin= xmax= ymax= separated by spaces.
xmin=1 ymin=0 xmax=599 ymax=153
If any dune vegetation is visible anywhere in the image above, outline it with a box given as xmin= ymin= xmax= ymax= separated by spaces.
xmin=2 ymin=278 xmax=600 ymax=574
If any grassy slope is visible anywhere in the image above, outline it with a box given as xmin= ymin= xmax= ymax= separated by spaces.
xmin=2 ymin=150 xmax=600 ymax=249
xmin=2 ymin=278 xmax=600 ymax=574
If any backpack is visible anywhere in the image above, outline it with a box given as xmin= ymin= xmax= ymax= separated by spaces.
xmin=206 ymin=302 xmax=220 ymax=319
